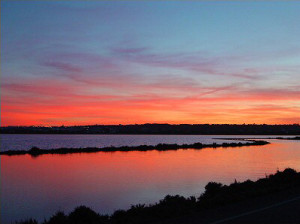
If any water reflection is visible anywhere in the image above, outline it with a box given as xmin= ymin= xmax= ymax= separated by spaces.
xmin=0 ymin=134 xmax=272 ymax=151
xmin=1 ymin=139 xmax=300 ymax=223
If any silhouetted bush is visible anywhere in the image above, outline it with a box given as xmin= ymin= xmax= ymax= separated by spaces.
xmin=47 ymin=211 xmax=68 ymax=224
xmin=68 ymin=206 xmax=107 ymax=224
xmin=204 ymin=182 xmax=223 ymax=196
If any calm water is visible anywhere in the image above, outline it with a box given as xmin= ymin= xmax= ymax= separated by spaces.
xmin=1 ymin=134 xmax=251 ymax=151
xmin=1 ymin=135 xmax=300 ymax=223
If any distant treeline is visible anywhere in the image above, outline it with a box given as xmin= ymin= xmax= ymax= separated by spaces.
xmin=16 ymin=168 xmax=300 ymax=224
xmin=1 ymin=124 xmax=300 ymax=135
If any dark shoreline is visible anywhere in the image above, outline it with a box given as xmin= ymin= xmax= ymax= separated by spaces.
xmin=1 ymin=124 xmax=299 ymax=135
xmin=0 ymin=139 xmax=269 ymax=156
xmin=15 ymin=168 xmax=300 ymax=224
xmin=213 ymin=136 xmax=300 ymax=140
xmin=268 ymin=136 xmax=300 ymax=140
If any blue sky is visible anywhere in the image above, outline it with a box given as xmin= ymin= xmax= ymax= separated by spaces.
xmin=1 ymin=1 xmax=300 ymax=125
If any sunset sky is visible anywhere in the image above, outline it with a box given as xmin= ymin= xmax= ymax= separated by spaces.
xmin=1 ymin=1 xmax=300 ymax=126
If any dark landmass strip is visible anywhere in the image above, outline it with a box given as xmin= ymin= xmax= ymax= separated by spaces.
xmin=0 ymin=140 xmax=269 ymax=156
xmin=15 ymin=168 xmax=300 ymax=224
xmin=272 ymin=136 xmax=300 ymax=140
xmin=214 ymin=136 xmax=300 ymax=140
xmin=1 ymin=124 xmax=300 ymax=135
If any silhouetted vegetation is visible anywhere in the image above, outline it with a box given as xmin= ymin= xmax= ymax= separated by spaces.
xmin=220 ymin=136 xmax=300 ymax=141
xmin=0 ymin=140 xmax=269 ymax=156
xmin=16 ymin=168 xmax=300 ymax=224
xmin=1 ymin=123 xmax=299 ymax=135
xmin=15 ymin=219 xmax=38 ymax=224
xmin=272 ymin=136 xmax=300 ymax=140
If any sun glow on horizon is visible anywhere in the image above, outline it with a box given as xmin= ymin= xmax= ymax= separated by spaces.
xmin=1 ymin=1 xmax=300 ymax=126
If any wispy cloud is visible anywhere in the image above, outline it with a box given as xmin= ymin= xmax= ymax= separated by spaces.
xmin=2 ymin=1 xmax=300 ymax=125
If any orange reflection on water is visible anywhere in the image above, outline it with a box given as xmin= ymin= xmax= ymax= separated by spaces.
xmin=2 ymin=140 xmax=300 ymax=223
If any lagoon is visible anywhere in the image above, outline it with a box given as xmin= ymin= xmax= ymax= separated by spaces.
xmin=1 ymin=135 xmax=300 ymax=223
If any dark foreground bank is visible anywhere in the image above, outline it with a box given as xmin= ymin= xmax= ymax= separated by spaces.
xmin=16 ymin=168 xmax=300 ymax=224
xmin=0 ymin=140 xmax=269 ymax=156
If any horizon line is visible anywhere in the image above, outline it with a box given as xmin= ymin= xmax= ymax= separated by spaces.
xmin=1 ymin=123 xmax=299 ymax=128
